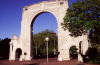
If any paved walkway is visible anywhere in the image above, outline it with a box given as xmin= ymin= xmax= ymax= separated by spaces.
xmin=0 ymin=57 xmax=99 ymax=65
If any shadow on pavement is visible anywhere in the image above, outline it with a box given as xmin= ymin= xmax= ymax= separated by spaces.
xmin=24 ymin=63 xmax=40 ymax=65
xmin=77 ymin=63 xmax=84 ymax=65
xmin=24 ymin=63 xmax=39 ymax=65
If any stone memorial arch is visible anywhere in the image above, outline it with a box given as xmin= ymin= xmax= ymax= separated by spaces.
xmin=9 ymin=0 xmax=89 ymax=62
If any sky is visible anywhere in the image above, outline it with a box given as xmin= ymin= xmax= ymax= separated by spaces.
xmin=0 ymin=0 xmax=77 ymax=39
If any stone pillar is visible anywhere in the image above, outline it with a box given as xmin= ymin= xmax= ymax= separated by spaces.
xmin=9 ymin=44 xmax=15 ymax=60
xmin=78 ymin=54 xmax=83 ymax=62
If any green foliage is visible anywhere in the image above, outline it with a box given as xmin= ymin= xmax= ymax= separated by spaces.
xmin=63 ymin=0 xmax=100 ymax=63
xmin=33 ymin=29 xmax=58 ymax=56
xmin=0 ymin=38 xmax=1 ymax=41
xmin=70 ymin=46 xmax=78 ymax=54
xmin=93 ymin=56 xmax=100 ymax=64
xmin=88 ymin=44 xmax=100 ymax=64
xmin=90 ymin=43 xmax=100 ymax=55
xmin=63 ymin=0 xmax=100 ymax=40
xmin=0 ymin=38 xmax=11 ymax=60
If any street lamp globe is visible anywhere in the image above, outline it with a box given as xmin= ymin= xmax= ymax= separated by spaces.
xmin=9 ymin=42 xmax=13 ymax=45
xmin=45 ymin=37 xmax=49 ymax=42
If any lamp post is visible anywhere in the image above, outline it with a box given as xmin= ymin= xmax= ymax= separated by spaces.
xmin=54 ymin=38 xmax=56 ymax=55
xmin=54 ymin=38 xmax=55 ymax=45
xmin=36 ymin=42 xmax=37 ymax=55
xmin=9 ymin=42 xmax=13 ymax=62
xmin=34 ymin=40 xmax=37 ymax=55
xmin=45 ymin=37 xmax=49 ymax=62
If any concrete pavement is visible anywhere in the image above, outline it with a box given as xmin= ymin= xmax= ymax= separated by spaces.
xmin=0 ymin=57 xmax=99 ymax=65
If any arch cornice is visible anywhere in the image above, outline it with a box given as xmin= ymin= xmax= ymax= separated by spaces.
xmin=22 ymin=0 xmax=69 ymax=27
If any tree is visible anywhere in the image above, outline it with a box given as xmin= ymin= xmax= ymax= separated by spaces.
xmin=70 ymin=46 xmax=78 ymax=54
xmin=0 ymin=38 xmax=1 ymax=41
xmin=63 ymin=0 xmax=100 ymax=44
xmin=62 ymin=0 xmax=100 ymax=63
xmin=33 ymin=29 xmax=58 ymax=57
xmin=70 ymin=46 xmax=78 ymax=58
xmin=0 ymin=38 xmax=11 ymax=60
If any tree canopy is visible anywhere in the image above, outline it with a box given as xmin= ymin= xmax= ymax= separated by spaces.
xmin=33 ymin=29 xmax=58 ymax=56
xmin=63 ymin=0 xmax=100 ymax=44
xmin=0 ymin=38 xmax=10 ymax=60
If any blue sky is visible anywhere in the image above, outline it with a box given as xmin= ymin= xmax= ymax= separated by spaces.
xmin=0 ymin=0 xmax=77 ymax=39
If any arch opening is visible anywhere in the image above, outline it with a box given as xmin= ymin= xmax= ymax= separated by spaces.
xmin=15 ymin=48 xmax=22 ymax=60
xmin=69 ymin=46 xmax=78 ymax=60
xmin=30 ymin=12 xmax=58 ymax=59
xmin=31 ymin=11 xmax=58 ymax=28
